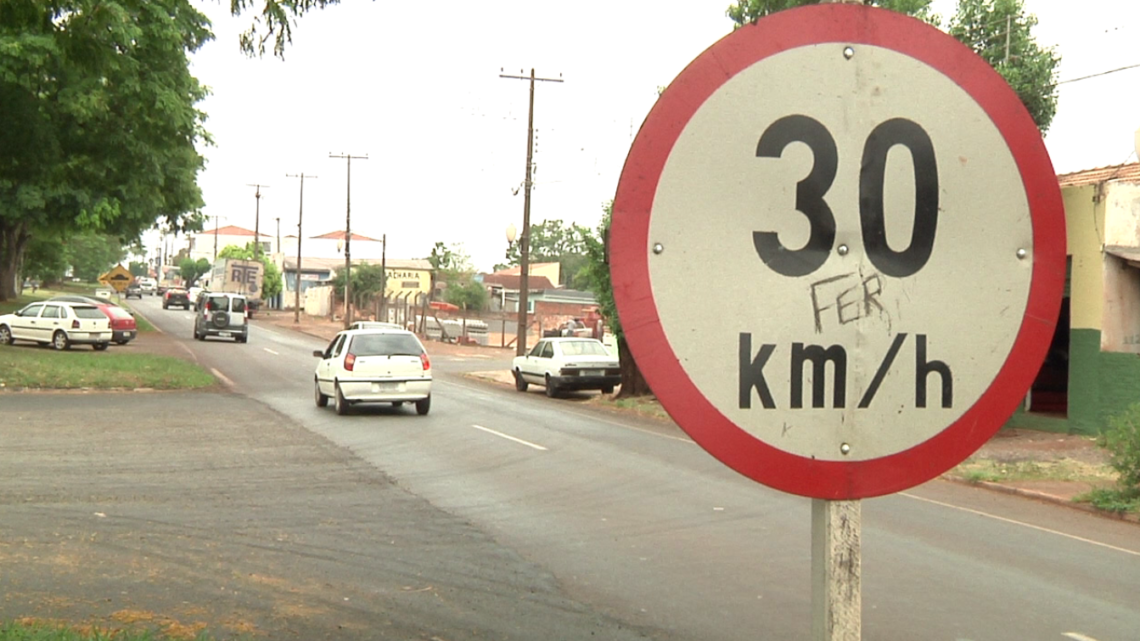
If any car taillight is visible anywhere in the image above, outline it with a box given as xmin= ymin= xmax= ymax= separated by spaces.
xmin=71 ymin=319 xmax=80 ymax=329
xmin=344 ymin=352 xmax=356 ymax=372
xmin=420 ymin=352 xmax=431 ymax=371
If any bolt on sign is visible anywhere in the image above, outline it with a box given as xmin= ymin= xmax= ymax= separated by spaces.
xmin=611 ymin=4 xmax=1065 ymax=500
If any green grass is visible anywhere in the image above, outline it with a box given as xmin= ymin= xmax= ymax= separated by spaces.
xmin=1074 ymin=487 xmax=1140 ymax=515
xmin=0 ymin=346 xmax=214 ymax=390
xmin=0 ymin=620 xmax=229 ymax=640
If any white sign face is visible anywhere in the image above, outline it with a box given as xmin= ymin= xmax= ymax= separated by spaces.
xmin=647 ymin=43 xmax=1031 ymax=462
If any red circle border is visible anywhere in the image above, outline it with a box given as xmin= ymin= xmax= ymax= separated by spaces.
xmin=610 ymin=4 xmax=1066 ymax=499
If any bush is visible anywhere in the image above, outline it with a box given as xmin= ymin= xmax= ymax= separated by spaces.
xmin=1100 ymin=403 xmax=1140 ymax=493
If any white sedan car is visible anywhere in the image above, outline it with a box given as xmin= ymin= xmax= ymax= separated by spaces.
xmin=0 ymin=301 xmax=113 ymax=350
xmin=313 ymin=328 xmax=433 ymax=416
xmin=512 ymin=337 xmax=620 ymax=397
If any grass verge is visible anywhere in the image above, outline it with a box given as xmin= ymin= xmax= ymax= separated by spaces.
xmin=0 ymin=619 xmax=228 ymax=640
xmin=953 ymin=458 xmax=1116 ymax=485
xmin=1073 ymin=487 xmax=1140 ymax=515
xmin=0 ymin=346 xmax=214 ymax=390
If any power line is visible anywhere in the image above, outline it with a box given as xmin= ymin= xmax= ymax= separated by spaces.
xmin=1056 ymin=62 xmax=1140 ymax=85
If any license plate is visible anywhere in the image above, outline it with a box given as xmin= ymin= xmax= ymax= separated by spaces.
xmin=372 ymin=382 xmax=399 ymax=392
xmin=582 ymin=370 xmax=603 ymax=377
xmin=219 ymin=331 xmax=232 ymax=337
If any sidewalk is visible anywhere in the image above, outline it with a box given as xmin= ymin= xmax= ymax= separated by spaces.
xmin=252 ymin=311 xmax=1135 ymax=524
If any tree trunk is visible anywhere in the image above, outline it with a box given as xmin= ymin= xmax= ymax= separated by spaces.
xmin=0 ymin=221 xmax=30 ymax=301
xmin=616 ymin=335 xmax=653 ymax=398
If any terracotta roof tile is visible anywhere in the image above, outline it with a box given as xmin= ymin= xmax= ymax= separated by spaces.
xmin=311 ymin=230 xmax=382 ymax=242
xmin=1057 ymin=162 xmax=1140 ymax=188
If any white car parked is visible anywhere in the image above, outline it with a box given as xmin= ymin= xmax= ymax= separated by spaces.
xmin=0 ymin=301 xmax=113 ymax=350
xmin=313 ymin=328 xmax=433 ymax=416
xmin=512 ymin=337 xmax=621 ymax=397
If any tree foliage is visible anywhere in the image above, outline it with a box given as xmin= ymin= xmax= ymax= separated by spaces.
xmin=948 ymin=0 xmax=1059 ymax=132
xmin=429 ymin=241 xmax=487 ymax=311
xmin=65 ymin=235 xmax=127 ymax=282
xmin=0 ymin=0 xmax=210 ymax=299
xmin=179 ymin=257 xmax=211 ymax=287
xmin=129 ymin=261 xmax=149 ymax=277
xmin=501 ymin=220 xmax=593 ymax=289
xmin=330 ymin=263 xmax=386 ymax=311
xmin=217 ymin=243 xmax=283 ymax=299
xmin=229 ymin=0 xmax=342 ymax=58
xmin=725 ymin=0 xmax=1059 ymax=132
xmin=579 ymin=204 xmax=651 ymax=398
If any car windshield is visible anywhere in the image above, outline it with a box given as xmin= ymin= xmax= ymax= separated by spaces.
xmin=348 ymin=333 xmax=424 ymax=357
xmin=73 ymin=306 xmax=106 ymax=320
xmin=560 ymin=340 xmax=609 ymax=356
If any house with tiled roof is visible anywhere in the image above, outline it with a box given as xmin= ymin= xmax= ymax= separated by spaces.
xmin=1012 ymin=162 xmax=1140 ymax=435
xmin=188 ymin=225 xmax=272 ymax=262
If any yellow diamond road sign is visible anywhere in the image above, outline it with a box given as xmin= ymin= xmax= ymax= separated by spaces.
xmin=99 ymin=264 xmax=134 ymax=292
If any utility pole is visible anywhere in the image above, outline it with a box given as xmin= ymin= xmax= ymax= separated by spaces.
xmin=275 ymin=217 xmax=280 ymax=254
xmin=380 ymin=233 xmax=387 ymax=322
xmin=500 ymin=68 xmax=562 ymax=356
xmin=207 ymin=214 xmax=227 ymax=263
xmin=286 ymin=172 xmax=316 ymax=324
xmin=329 ymin=152 xmax=368 ymax=328
xmin=246 ymin=184 xmax=270 ymax=260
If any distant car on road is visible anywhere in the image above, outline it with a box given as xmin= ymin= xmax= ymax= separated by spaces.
xmin=125 ymin=283 xmax=143 ymax=299
xmin=193 ymin=293 xmax=249 ymax=343
xmin=163 ymin=288 xmax=190 ymax=310
xmin=313 ymin=328 xmax=432 ymax=416
xmin=0 ymin=301 xmax=112 ymax=350
xmin=512 ymin=337 xmax=620 ymax=397
xmin=137 ymin=277 xmax=157 ymax=295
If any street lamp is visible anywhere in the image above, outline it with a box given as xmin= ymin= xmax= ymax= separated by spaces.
xmin=506 ymin=222 xmax=529 ymax=356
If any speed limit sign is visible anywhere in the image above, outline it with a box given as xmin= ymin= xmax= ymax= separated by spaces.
xmin=611 ymin=4 xmax=1065 ymax=499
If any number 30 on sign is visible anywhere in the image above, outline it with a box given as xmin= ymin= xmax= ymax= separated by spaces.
xmin=610 ymin=4 xmax=1065 ymax=500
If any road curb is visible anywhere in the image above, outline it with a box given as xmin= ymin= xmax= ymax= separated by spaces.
xmin=943 ymin=475 xmax=1140 ymax=525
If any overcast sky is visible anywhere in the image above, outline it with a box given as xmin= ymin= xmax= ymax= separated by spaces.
xmin=176 ymin=0 xmax=1139 ymax=271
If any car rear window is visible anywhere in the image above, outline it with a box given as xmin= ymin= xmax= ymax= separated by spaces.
xmin=348 ymin=333 xmax=424 ymax=357
xmin=560 ymin=340 xmax=609 ymax=356
xmin=205 ymin=295 xmax=227 ymax=310
xmin=107 ymin=307 xmax=132 ymax=319
xmin=73 ymin=306 xmax=106 ymax=320
xmin=230 ymin=298 xmax=246 ymax=313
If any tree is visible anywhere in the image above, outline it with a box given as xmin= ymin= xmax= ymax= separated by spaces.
xmin=217 ymin=243 xmax=283 ymax=300
xmin=429 ymin=241 xmax=487 ymax=311
xmin=329 ymin=263 xmax=386 ymax=311
xmin=725 ymin=0 xmax=1059 ymax=132
xmin=64 ymin=234 xmax=127 ymax=282
xmin=129 ymin=261 xmax=149 ymax=277
xmin=501 ymin=220 xmax=593 ymax=289
xmin=179 ymin=257 xmax=211 ymax=287
xmin=580 ymin=205 xmax=652 ymax=398
xmin=0 ymin=0 xmax=210 ymax=300
xmin=948 ymin=0 xmax=1060 ymax=132
xmin=444 ymin=280 xmax=489 ymax=312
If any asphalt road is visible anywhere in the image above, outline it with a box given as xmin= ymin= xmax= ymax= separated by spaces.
xmin=1 ymin=297 xmax=1138 ymax=640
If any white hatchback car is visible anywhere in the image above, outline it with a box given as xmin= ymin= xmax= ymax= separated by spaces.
xmin=0 ymin=301 xmax=113 ymax=350
xmin=313 ymin=328 xmax=433 ymax=415
xmin=512 ymin=337 xmax=620 ymax=397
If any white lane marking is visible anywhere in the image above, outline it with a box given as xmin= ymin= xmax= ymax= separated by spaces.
xmin=1063 ymin=633 xmax=1102 ymax=641
xmin=210 ymin=368 xmax=235 ymax=389
xmin=901 ymin=493 xmax=1140 ymax=558
xmin=263 ymin=348 xmax=279 ymax=355
xmin=471 ymin=424 xmax=548 ymax=451
xmin=437 ymin=378 xmax=694 ymax=444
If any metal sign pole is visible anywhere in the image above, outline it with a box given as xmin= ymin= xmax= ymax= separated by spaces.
xmin=811 ymin=499 xmax=861 ymax=640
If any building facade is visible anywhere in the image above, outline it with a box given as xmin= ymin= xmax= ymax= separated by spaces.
xmin=1010 ymin=163 xmax=1140 ymax=434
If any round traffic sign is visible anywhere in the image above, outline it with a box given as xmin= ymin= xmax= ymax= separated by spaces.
xmin=611 ymin=4 xmax=1065 ymax=499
